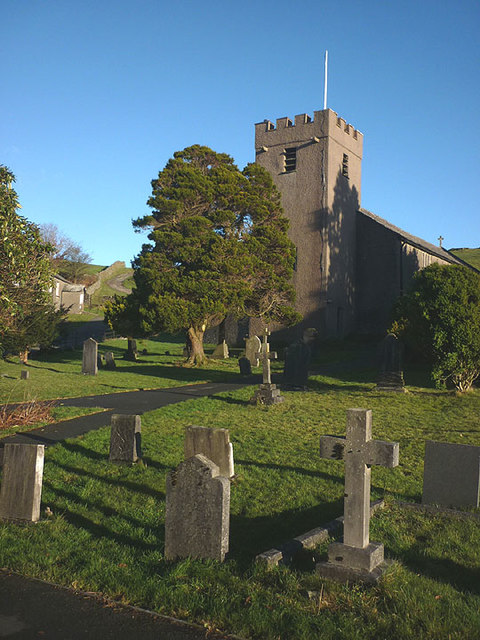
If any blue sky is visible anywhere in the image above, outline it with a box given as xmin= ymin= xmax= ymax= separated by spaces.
xmin=2 ymin=0 xmax=479 ymax=266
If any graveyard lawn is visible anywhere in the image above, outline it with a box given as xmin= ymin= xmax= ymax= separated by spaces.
xmin=0 ymin=336 xmax=253 ymax=404
xmin=1 ymin=365 xmax=479 ymax=639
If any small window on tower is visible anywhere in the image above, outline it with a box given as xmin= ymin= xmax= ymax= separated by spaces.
xmin=284 ymin=147 xmax=297 ymax=172
xmin=342 ymin=153 xmax=349 ymax=179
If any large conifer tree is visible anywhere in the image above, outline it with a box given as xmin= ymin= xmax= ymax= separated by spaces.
xmin=106 ymin=145 xmax=299 ymax=364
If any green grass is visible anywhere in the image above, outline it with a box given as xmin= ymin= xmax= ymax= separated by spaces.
xmin=450 ymin=247 xmax=480 ymax=270
xmin=0 ymin=336 xmax=249 ymax=404
xmin=0 ymin=340 xmax=479 ymax=638
xmin=89 ymin=264 xmax=134 ymax=308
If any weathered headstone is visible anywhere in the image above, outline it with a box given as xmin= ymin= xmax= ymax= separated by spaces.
xmin=104 ymin=351 xmax=116 ymax=370
xmin=249 ymin=329 xmax=284 ymax=405
xmin=238 ymin=356 xmax=252 ymax=376
xmin=211 ymin=340 xmax=229 ymax=359
xmin=97 ymin=353 xmax=104 ymax=369
xmin=245 ymin=335 xmax=261 ymax=367
xmin=422 ymin=440 xmax=480 ymax=508
xmin=375 ymin=334 xmax=406 ymax=392
xmin=165 ymin=454 xmax=230 ymax=562
xmin=316 ymin=409 xmax=399 ymax=583
xmin=284 ymin=327 xmax=318 ymax=389
xmin=184 ymin=425 xmax=234 ymax=478
xmin=125 ymin=338 xmax=138 ymax=361
xmin=20 ymin=370 xmax=30 ymax=380
xmin=82 ymin=338 xmax=98 ymax=376
xmin=109 ymin=414 xmax=142 ymax=463
xmin=0 ymin=444 xmax=45 ymax=523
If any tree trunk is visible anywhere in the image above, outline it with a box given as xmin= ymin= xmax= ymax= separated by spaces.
xmin=19 ymin=349 xmax=29 ymax=364
xmin=186 ymin=326 xmax=206 ymax=365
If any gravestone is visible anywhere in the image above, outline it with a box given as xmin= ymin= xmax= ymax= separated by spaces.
xmin=97 ymin=353 xmax=104 ymax=369
xmin=109 ymin=414 xmax=142 ymax=463
xmin=20 ymin=370 xmax=30 ymax=380
xmin=211 ymin=340 xmax=229 ymax=359
xmin=165 ymin=454 xmax=230 ymax=562
xmin=249 ymin=329 xmax=284 ymax=405
xmin=238 ymin=356 xmax=252 ymax=376
xmin=125 ymin=338 xmax=138 ymax=361
xmin=283 ymin=328 xmax=317 ymax=389
xmin=82 ymin=338 xmax=98 ymax=376
xmin=317 ymin=409 xmax=399 ymax=583
xmin=184 ymin=425 xmax=234 ymax=478
xmin=375 ymin=334 xmax=406 ymax=392
xmin=0 ymin=444 xmax=45 ymax=523
xmin=245 ymin=335 xmax=261 ymax=367
xmin=104 ymin=351 xmax=116 ymax=370
xmin=422 ymin=440 xmax=480 ymax=508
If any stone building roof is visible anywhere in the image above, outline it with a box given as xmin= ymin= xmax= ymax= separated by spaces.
xmin=357 ymin=208 xmax=476 ymax=269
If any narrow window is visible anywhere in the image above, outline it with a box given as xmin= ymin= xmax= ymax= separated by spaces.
xmin=284 ymin=147 xmax=297 ymax=172
xmin=342 ymin=153 xmax=349 ymax=179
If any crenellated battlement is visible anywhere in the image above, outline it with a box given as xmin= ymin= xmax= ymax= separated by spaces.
xmin=255 ymin=108 xmax=363 ymax=151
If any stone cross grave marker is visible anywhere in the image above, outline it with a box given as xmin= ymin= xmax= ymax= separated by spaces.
xmin=165 ymin=454 xmax=230 ymax=562
xmin=82 ymin=337 xmax=98 ymax=375
xmin=245 ymin=335 xmax=261 ymax=367
xmin=109 ymin=414 xmax=142 ymax=463
xmin=184 ymin=425 xmax=234 ymax=478
xmin=422 ymin=440 xmax=480 ymax=508
xmin=249 ymin=328 xmax=284 ymax=405
xmin=0 ymin=444 xmax=45 ymax=523
xmin=317 ymin=408 xmax=399 ymax=583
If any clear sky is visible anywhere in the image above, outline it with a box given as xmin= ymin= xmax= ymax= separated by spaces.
xmin=2 ymin=0 xmax=479 ymax=267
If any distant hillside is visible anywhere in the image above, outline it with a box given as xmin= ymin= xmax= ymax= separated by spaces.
xmin=449 ymin=248 xmax=480 ymax=270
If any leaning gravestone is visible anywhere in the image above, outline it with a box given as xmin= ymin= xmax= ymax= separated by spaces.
xmin=82 ymin=338 xmax=98 ymax=376
xmin=422 ymin=440 xmax=480 ymax=508
xmin=238 ymin=356 xmax=252 ymax=376
xmin=165 ymin=454 xmax=230 ymax=562
xmin=316 ymin=409 xmax=399 ymax=583
xmin=0 ymin=444 xmax=45 ymax=523
xmin=211 ymin=340 xmax=229 ymax=359
xmin=109 ymin=414 xmax=142 ymax=463
xmin=104 ymin=351 xmax=116 ymax=370
xmin=245 ymin=335 xmax=261 ymax=367
xmin=184 ymin=426 xmax=234 ymax=478
xmin=375 ymin=333 xmax=406 ymax=392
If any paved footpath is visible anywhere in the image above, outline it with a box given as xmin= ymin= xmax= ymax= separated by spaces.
xmin=0 ymin=380 xmax=253 ymax=640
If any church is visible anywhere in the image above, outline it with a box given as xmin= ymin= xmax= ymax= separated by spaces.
xmin=252 ymin=107 xmax=468 ymax=339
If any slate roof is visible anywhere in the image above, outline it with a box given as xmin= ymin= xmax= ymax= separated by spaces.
xmin=357 ymin=207 xmax=475 ymax=269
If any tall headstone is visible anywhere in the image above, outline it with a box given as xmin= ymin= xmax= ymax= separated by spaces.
xmin=20 ymin=370 xmax=30 ymax=380
xmin=375 ymin=334 xmax=406 ymax=392
xmin=249 ymin=328 xmax=284 ymax=405
xmin=0 ymin=444 xmax=45 ymax=523
xmin=422 ymin=440 xmax=480 ymax=508
xmin=211 ymin=340 xmax=229 ymax=359
xmin=184 ymin=426 xmax=234 ymax=478
xmin=165 ymin=454 xmax=230 ymax=562
xmin=316 ymin=409 xmax=399 ymax=583
xmin=104 ymin=351 xmax=116 ymax=370
xmin=82 ymin=338 xmax=98 ymax=376
xmin=245 ymin=335 xmax=261 ymax=367
xmin=109 ymin=414 xmax=142 ymax=463
xmin=125 ymin=338 xmax=138 ymax=361
xmin=283 ymin=328 xmax=317 ymax=389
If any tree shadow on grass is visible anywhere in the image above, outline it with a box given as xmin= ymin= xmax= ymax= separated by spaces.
xmin=235 ymin=458 xmax=344 ymax=481
xmin=307 ymin=378 xmax=375 ymax=393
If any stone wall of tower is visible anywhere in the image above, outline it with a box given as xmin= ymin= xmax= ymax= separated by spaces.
xmin=254 ymin=109 xmax=363 ymax=338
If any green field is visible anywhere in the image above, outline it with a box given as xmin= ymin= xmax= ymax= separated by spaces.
xmin=0 ymin=339 xmax=479 ymax=639
xmin=450 ymin=247 xmax=480 ymax=270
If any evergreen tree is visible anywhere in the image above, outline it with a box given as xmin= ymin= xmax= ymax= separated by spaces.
xmin=106 ymin=145 xmax=299 ymax=364
xmin=0 ymin=165 xmax=63 ymax=360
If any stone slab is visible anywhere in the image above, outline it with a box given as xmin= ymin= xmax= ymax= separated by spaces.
xmin=316 ymin=559 xmax=394 ymax=585
xmin=165 ymin=454 xmax=230 ymax=562
xmin=20 ymin=370 xmax=30 ymax=380
xmin=422 ymin=440 xmax=480 ymax=508
xmin=327 ymin=541 xmax=384 ymax=572
xmin=82 ymin=338 xmax=98 ymax=376
xmin=0 ymin=444 xmax=44 ymax=522
xmin=109 ymin=414 xmax=142 ymax=463
xmin=184 ymin=425 xmax=234 ymax=478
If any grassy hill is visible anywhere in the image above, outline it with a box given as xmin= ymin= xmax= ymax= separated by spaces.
xmin=450 ymin=247 xmax=480 ymax=270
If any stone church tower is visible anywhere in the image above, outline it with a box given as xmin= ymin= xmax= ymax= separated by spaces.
xmin=255 ymin=109 xmax=363 ymax=338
